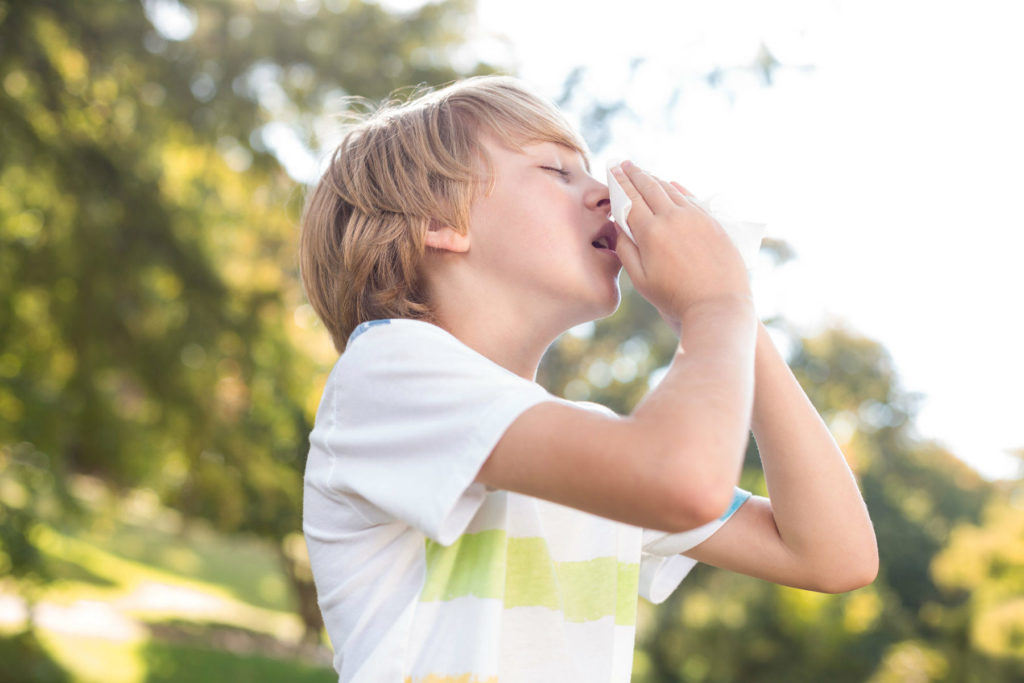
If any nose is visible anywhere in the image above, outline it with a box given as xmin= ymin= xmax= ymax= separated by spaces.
xmin=586 ymin=177 xmax=611 ymax=213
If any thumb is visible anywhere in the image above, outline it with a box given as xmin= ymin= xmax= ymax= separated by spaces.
xmin=613 ymin=224 xmax=644 ymax=281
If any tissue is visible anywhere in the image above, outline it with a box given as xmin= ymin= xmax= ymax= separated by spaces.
xmin=606 ymin=160 xmax=766 ymax=272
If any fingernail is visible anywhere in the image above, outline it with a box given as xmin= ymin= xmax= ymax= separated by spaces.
xmin=621 ymin=160 xmax=634 ymax=170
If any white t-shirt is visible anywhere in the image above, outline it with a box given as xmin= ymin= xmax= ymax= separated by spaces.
xmin=303 ymin=318 xmax=751 ymax=683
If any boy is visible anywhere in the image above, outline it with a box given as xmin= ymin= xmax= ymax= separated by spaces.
xmin=299 ymin=75 xmax=878 ymax=682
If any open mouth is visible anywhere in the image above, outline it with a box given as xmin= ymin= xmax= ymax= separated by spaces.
xmin=591 ymin=222 xmax=618 ymax=252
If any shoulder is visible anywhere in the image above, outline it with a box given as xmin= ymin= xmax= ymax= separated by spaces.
xmin=340 ymin=318 xmax=456 ymax=362
xmin=336 ymin=318 xmax=528 ymax=381
xmin=321 ymin=318 xmax=553 ymax=425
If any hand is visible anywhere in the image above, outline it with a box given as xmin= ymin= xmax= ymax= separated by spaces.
xmin=654 ymin=179 xmax=693 ymax=337
xmin=610 ymin=161 xmax=752 ymax=323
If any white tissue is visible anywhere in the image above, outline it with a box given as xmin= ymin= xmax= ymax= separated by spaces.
xmin=606 ymin=160 xmax=637 ymax=245
xmin=605 ymin=160 xmax=766 ymax=273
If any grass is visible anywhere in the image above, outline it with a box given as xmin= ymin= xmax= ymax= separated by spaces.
xmin=70 ymin=517 xmax=293 ymax=612
xmin=35 ymin=630 xmax=146 ymax=683
xmin=142 ymin=640 xmax=336 ymax=683
xmin=0 ymin=479 xmax=333 ymax=682
xmin=32 ymin=524 xmax=302 ymax=639
xmin=0 ymin=629 xmax=71 ymax=683
xmin=30 ymin=626 xmax=336 ymax=683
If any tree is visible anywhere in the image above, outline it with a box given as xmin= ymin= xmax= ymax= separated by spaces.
xmin=542 ymin=58 xmax=1012 ymax=682
xmin=0 ymin=0 xmax=493 ymax=648
xmin=628 ymin=324 xmax=996 ymax=682
xmin=931 ymin=482 xmax=1024 ymax=680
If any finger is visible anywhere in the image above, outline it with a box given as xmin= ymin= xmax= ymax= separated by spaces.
xmin=669 ymin=180 xmax=696 ymax=198
xmin=620 ymin=161 xmax=677 ymax=216
xmin=657 ymin=176 xmax=711 ymax=217
xmin=651 ymin=175 xmax=691 ymax=208
xmin=652 ymin=177 xmax=714 ymax=225
xmin=612 ymin=223 xmax=644 ymax=280
xmin=609 ymin=163 xmax=655 ymax=233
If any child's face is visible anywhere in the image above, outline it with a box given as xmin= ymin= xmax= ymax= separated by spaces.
xmin=466 ymin=133 xmax=621 ymax=327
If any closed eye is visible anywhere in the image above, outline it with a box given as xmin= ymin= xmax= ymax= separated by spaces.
xmin=541 ymin=166 xmax=571 ymax=181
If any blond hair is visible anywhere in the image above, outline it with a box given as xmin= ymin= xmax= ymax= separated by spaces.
xmin=298 ymin=75 xmax=590 ymax=353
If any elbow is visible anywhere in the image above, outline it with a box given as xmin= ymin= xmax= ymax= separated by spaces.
xmin=816 ymin=568 xmax=878 ymax=595
xmin=811 ymin=545 xmax=880 ymax=594
xmin=638 ymin=425 xmax=743 ymax=532
xmin=658 ymin=468 xmax=737 ymax=533
xmin=693 ymin=478 xmax=737 ymax=527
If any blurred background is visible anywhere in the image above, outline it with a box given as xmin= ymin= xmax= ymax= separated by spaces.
xmin=1 ymin=0 xmax=1022 ymax=681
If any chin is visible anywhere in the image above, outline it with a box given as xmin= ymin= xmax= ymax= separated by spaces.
xmin=603 ymin=274 xmax=623 ymax=312
xmin=546 ymin=269 xmax=622 ymax=331
xmin=599 ymin=284 xmax=622 ymax=318
xmin=577 ymin=279 xmax=622 ymax=324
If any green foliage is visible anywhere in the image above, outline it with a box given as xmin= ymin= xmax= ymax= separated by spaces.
xmin=140 ymin=640 xmax=335 ymax=683
xmin=930 ymin=487 xmax=1024 ymax=680
xmin=0 ymin=0 xmax=492 ymax=671
xmin=0 ymin=0 xmax=492 ymax=516
xmin=623 ymin=322 xmax=1013 ymax=681
xmin=538 ymin=265 xmax=1010 ymax=681
xmin=0 ymin=629 xmax=71 ymax=683
xmin=2 ymin=0 xmax=1022 ymax=680
xmin=0 ymin=442 xmax=72 ymax=595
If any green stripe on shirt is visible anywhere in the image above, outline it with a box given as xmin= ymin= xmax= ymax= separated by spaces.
xmin=421 ymin=529 xmax=507 ymax=601
xmin=422 ymin=532 xmax=640 ymax=625
xmin=616 ymin=561 xmax=640 ymax=626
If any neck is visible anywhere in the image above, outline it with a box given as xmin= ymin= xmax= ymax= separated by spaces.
xmin=421 ymin=256 xmax=605 ymax=381
xmin=430 ymin=300 xmax=569 ymax=382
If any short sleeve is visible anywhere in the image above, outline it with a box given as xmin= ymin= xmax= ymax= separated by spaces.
xmin=307 ymin=319 xmax=554 ymax=546
xmin=638 ymin=487 xmax=752 ymax=603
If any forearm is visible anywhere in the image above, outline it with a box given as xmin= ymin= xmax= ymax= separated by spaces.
xmin=751 ymin=321 xmax=878 ymax=580
xmin=632 ymin=296 xmax=758 ymax=511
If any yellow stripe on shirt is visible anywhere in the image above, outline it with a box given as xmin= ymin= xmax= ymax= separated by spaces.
xmin=423 ymin=532 xmax=640 ymax=625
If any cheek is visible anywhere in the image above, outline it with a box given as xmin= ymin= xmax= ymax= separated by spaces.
xmin=521 ymin=194 xmax=581 ymax=248
xmin=470 ymin=186 xmax=581 ymax=261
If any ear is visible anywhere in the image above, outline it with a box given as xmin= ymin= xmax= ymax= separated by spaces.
xmin=424 ymin=220 xmax=470 ymax=253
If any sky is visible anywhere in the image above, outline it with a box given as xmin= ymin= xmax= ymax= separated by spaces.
xmin=263 ymin=0 xmax=1024 ymax=480
xmin=406 ymin=0 xmax=1022 ymax=480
